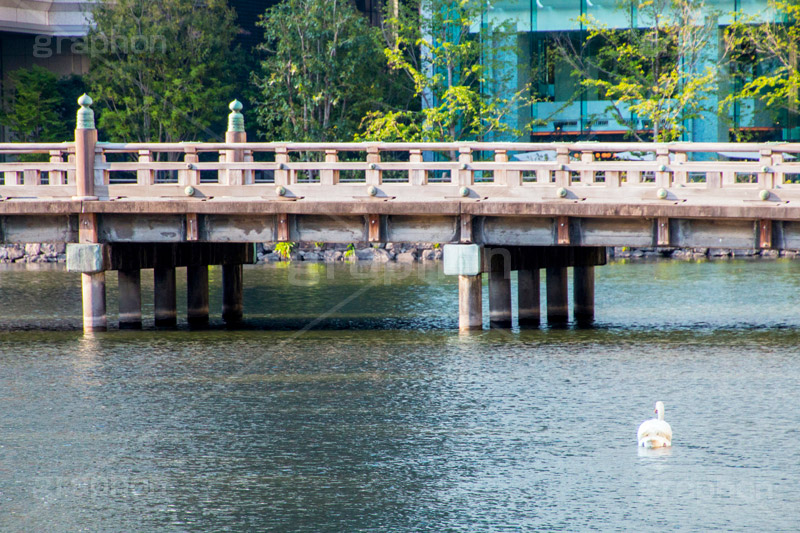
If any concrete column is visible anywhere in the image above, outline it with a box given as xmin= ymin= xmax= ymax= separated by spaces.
xmin=154 ymin=267 xmax=177 ymax=328
xmin=82 ymin=273 xmax=106 ymax=333
xmin=546 ymin=267 xmax=569 ymax=325
xmin=118 ymin=269 xmax=142 ymax=329
xmin=488 ymin=253 xmax=512 ymax=328
xmin=573 ymin=266 xmax=595 ymax=324
xmin=187 ymin=265 xmax=209 ymax=327
xmin=222 ymin=264 xmax=243 ymax=324
xmin=458 ymin=274 xmax=482 ymax=331
xmin=518 ymin=268 xmax=540 ymax=327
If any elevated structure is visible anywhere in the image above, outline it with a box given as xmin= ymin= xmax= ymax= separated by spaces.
xmin=3 ymin=97 xmax=800 ymax=332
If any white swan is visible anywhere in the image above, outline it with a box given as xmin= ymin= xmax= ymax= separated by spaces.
xmin=637 ymin=401 xmax=672 ymax=448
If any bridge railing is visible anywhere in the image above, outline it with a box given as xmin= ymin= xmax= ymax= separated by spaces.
xmin=3 ymin=96 xmax=800 ymax=205
xmin=0 ymin=143 xmax=75 ymax=199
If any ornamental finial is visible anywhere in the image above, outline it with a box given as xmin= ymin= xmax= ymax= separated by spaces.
xmin=76 ymin=94 xmax=94 ymax=130
xmin=228 ymin=99 xmax=244 ymax=133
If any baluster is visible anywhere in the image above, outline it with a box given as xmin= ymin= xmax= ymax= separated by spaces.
xmin=244 ymin=149 xmax=254 ymax=185
xmin=672 ymin=151 xmax=688 ymax=186
xmin=458 ymin=146 xmax=473 ymax=186
xmin=494 ymin=149 xmax=518 ymax=186
xmin=321 ymin=149 xmax=339 ymax=186
xmin=138 ymin=150 xmax=154 ymax=186
xmin=409 ymin=149 xmax=426 ymax=186
xmin=580 ymin=150 xmax=594 ymax=184
xmin=772 ymin=152 xmax=785 ymax=186
xmin=606 ymin=170 xmax=621 ymax=187
xmin=50 ymin=150 xmax=65 ymax=185
xmin=24 ymin=169 xmax=39 ymax=186
xmin=366 ymin=144 xmax=381 ymax=185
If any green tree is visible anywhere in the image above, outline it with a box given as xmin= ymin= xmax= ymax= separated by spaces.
xmin=358 ymin=0 xmax=535 ymax=143
xmin=253 ymin=0 xmax=390 ymax=142
xmin=723 ymin=0 xmax=800 ymax=138
xmin=556 ymin=0 xmax=720 ymax=142
xmin=87 ymin=0 xmax=239 ymax=144
xmin=2 ymin=66 xmax=71 ymax=142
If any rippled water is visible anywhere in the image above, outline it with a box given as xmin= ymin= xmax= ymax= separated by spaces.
xmin=1 ymin=260 xmax=799 ymax=531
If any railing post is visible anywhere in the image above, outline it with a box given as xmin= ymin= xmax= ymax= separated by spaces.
xmin=73 ymin=95 xmax=106 ymax=333
xmin=458 ymin=145 xmax=473 ymax=186
xmin=366 ymin=144 xmax=381 ymax=185
xmin=224 ymin=99 xmax=246 ymax=186
xmin=759 ymin=149 xmax=775 ymax=189
xmin=74 ymin=94 xmax=97 ymax=200
xmin=555 ymin=147 xmax=570 ymax=188
xmin=656 ymin=147 xmax=671 ymax=188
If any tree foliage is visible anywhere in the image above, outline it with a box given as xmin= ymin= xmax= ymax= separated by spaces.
xmin=1 ymin=66 xmax=86 ymax=143
xmin=358 ymin=0 xmax=535 ymax=143
xmin=87 ymin=0 xmax=239 ymax=143
xmin=557 ymin=0 xmax=719 ymax=142
xmin=723 ymin=0 xmax=800 ymax=134
xmin=254 ymin=0 xmax=389 ymax=142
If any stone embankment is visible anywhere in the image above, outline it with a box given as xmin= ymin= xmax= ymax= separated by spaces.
xmin=0 ymin=243 xmax=66 ymax=263
xmin=610 ymin=247 xmax=799 ymax=259
xmin=256 ymin=242 xmax=443 ymax=263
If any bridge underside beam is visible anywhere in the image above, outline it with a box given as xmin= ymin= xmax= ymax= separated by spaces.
xmin=13 ymin=213 xmax=800 ymax=251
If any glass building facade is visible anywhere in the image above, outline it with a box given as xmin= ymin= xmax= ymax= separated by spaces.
xmin=475 ymin=0 xmax=789 ymax=142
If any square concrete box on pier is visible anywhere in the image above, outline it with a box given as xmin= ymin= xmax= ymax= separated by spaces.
xmin=443 ymin=244 xmax=482 ymax=276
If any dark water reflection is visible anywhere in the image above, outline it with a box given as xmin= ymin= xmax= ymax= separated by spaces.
xmin=1 ymin=261 xmax=799 ymax=530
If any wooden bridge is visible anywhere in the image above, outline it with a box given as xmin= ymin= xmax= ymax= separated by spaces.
xmin=4 ymin=96 xmax=800 ymax=332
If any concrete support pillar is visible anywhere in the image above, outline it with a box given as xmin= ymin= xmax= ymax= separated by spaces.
xmin=546 ymin=267 xmax=569 ymax=325
xmin=458 ymin=274 xmax=483 ymax=331
xmin=81 ymin=272 xmax=106 ymax=333
xmin=518 ymin=268 xmax=540 ymax=327
xmin=222 ymin=264 xmax=243 ymax=324
xmin=187 ymin=265 xmax=209 ymax=327
xmin=154 ymin=267 xmax=177 ymax=328
xmin=488 ymin=253 xmax=512 ymax=328
xmin=117 ymin=269 xmax=142 ymax=329
xmin=573 ymin=266 xmax=595 ymax=324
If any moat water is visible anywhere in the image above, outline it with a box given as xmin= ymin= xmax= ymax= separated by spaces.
xmin=1 ymin=260 xmax=798 ymax=531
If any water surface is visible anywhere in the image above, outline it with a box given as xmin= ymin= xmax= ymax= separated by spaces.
xmin=0 ymin=260 xmax=798 ymax=531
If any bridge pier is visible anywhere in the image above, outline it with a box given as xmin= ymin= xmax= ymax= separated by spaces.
xmin=187 ymin=265 xmax=209 ymax=328
xmin=81 ymin=273 xmax=107 ymax=333
xmin=573 ymin=266 xmax=595 ymax=324
xmin=546 ymin=266 xmax=569 ymax=325
xmin=458 ymin=275 xmax=483 ymax=331
xmin=517 ymin=268 xmax=540 ymax=327
xmin=222 ymin=264 xmax=244 ymax=324
xmin=488 ymin=250 xmax=512 ymax=328
xmin=118 ymin=269 xmax=142 ymax=329
xmin=154 ymin=267 xmax=177 ymax=328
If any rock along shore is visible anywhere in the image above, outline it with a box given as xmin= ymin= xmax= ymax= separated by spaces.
xmin=0 ymin=242 xmax=798 ymax=264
